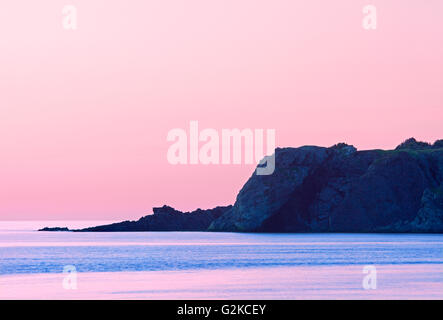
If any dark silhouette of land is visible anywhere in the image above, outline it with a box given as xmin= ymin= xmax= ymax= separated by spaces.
xmin=40 ymin=138 xmax=443 ymax=233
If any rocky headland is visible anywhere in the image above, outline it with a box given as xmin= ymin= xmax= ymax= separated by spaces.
xmin=39 ymin=138 xmax=443 ymax=233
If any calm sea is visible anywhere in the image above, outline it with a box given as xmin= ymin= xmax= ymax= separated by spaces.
xmin=0 ymin=221 xmax=442 ymax=299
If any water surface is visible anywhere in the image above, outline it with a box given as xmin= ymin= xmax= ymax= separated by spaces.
xmin=0 ymin=221 xmax=442 ymax=299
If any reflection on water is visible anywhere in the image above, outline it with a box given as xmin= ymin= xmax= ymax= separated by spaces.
xmin=0 ymin=221 xmax=442 ymax=299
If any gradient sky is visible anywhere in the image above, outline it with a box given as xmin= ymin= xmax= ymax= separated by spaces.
xmin=0 ymin=0 xmax=442 ymax=220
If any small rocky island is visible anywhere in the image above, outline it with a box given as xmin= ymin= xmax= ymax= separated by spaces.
xmin=39 ymin=227 xmax=70 ymax=232
xmin=40 ymin=138 xmax=443 ymax=233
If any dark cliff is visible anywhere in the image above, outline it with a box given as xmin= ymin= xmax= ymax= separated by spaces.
xmin=209 ymin=138 xmax=443 ymax=232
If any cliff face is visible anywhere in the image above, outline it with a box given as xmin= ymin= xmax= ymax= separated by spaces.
xmin=209 ymin=138 xmax=443 ymax=232
xmin=77 ymin=205 xmax=231 ymax=232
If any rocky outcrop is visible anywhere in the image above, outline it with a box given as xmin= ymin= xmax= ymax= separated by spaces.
xmin=207 ymin=146 xmax=331 ymax=231
xmin=40 ymin=138 xmax=443 ymax=233
xmin=410 ymin=186 xmax=443 ymax=232
xmin=76 ymin=205 xmax=231 ymax=232
xmin=209 ymin=138 xmax=443 ymax=233
xmin=38 ymin=227 xmax=70 ymax=232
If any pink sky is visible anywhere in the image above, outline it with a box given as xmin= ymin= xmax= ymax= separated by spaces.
xmin=0 ymin=0 xmax=442 ymax=220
